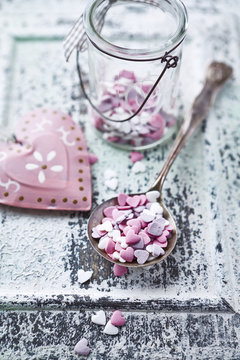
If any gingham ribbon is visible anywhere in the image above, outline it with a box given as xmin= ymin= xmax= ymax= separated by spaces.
xmin=63 ymin=15 xmax=87 ymax=62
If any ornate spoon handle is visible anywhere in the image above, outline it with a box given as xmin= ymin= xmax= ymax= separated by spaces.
xmin=150 ymin=61 xmax=233 ymax=193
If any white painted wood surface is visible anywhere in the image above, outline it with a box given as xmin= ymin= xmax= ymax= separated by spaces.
xmin=0 ymin=0 xmax=240 ymax=358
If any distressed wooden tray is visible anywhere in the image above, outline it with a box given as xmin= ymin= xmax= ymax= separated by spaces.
xmin=0 ymin=2 xmax=239 ymax=359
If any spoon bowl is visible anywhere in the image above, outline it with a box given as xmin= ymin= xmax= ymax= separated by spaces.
xmin=88 ymin=62 xmax=233 ymax=267
xmin=88 ymin=194 xmax=177 ymax=267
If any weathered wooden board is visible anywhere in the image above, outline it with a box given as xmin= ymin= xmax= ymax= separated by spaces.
xmin=0 ymin=0 xmax=240 ymax=358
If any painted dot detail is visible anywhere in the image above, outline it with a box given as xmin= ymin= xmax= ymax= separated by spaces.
xmin=78 ymin=178 xmax=83 ymax=182
xmin=73 ymin=200 xmax=78 ymax=204
xmin=62 ymin=198 xmax=68 ymax=203
xmin=19 ymin=196 xmax=24 ymax=201
xmin=76 ymin=137 xmax=81 ymax=141
xmin=4 ymin=192 xmax=8 ymax=197
xmin=82 ymin=197 xmax=87 ymax=202
xmin=71 ymin=126 xmax=75 ymax=130
xmin=78 ymin=147 xmax=83 ymax=151
xmin=37 ymin=198 xmax=42 ymax=202
xmin=32 ymin=114 xmax=36 ymax=117
xmin=22 ymin=128 xmax=26 ymax=132
xmin=78 ymin=159 xmax=83 ymax=163
xmin=24 ymin=136 xmax=28 ymax=140
xmin=79 ymin=187 xmax=84 ymax=191
xmin=62 ymin=116 xmax=66 ymax=120
xmin=78 ymin=169 xmax=83 ymax=173
xmin=42 ymin=165 xmax=47 ymax=169
xmin=51 ymin=199 xmax=56 ymax=204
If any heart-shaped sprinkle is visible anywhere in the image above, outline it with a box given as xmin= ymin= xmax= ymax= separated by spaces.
xmin=125 ymin=229 xmax=141 ymax=245
xmin=139 ymin=194 xmax=147 ymax=205
xmin=150 ymin=202 xmax=163 ymax=215
xmin=105 ymin=238 xmax=116 ymax=254
xmin=98 ymin=236 xmax=109 ymax=250
xmin=134 ymin=250 xmax=149 ymax=264
xmin=77 ymin=269 xmax=93 ymax=284
xmin=106 ymin=178 xmax=118 ymax=191
xmin=126 ymin=219 xmax=141 ymax=233
xmin=115 ymin=242 xmax=123 ymax=252
xmin=89 ymin=153 xmax=98 ymax=165
xmin=103 ymin=320 xmax=119 ymax=335
xmin=152 ymin=243 xmax=165 ymax=257
xmin=112 ymin=251 xmax=120 ymax=260
xmin=113 ymin=264 xmax=128 ymax=276
xmin=140 ymin=209 xmax=155 ymax=223
xmin=131 ymin=161 xmax=146 ymax=174
xmin=118 ymin=193 xmax=127 ymax=206
xmin=98 ymin=220 xmax=113 ymax=232
xmin=104 ymin=169 xmax=117 ymax=180
xmin=132 ymin=237 xmax=144 ymax=249
xmin=148 ymin=219 xmax=165 ymax=236
xmin=130 ymin=151 xmax=144 ymax=163
xmin=111 ymin=310 xmax=126 ymax=326
xmin=91 ymin=310 xmax=106 ymax=326
xmin=0 ymin=109 xmax=92 ymax=211
xmin=120 ymin=247 xmax=134 ymax=262
xmin=126 ymin=195 xmax=141 ymax=208
xmin=139 ymin=232 xmax=151 ymax=245
xmin=103 ymin=206 xmax=115 ymax=218
xmin=74 ymin=338 xmax=91 ymax=356
xmin=146 ymin=190 xmax=160 ymax=203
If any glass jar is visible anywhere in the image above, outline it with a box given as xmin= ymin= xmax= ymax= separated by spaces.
xmin=80 ymin=0 xmax=188 ymax=150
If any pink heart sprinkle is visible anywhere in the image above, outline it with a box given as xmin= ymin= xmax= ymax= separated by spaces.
xmin=149 ymin=113 xmax=165 ymax=129
xmin=74 ymin=338 xmax=91 ymax=356
xmin=102 ymin=217 xmax=114 ymax=224
xmin=105 ymin=238 xmax=115 ymax=254
xmin=139 ymin=194 xmax=147 ymax=205
xmin=120 ymin=247 xmax=134 ymax=262
xmin=118 ymin=193 xmax=127 ymax=206
xmin=153 ymin=240 xmax=168 ymax=248
xmin=117 ymin=205 xmax=132 ymax=210
xmin=111 ymin=310 xmax=126 ymax=326
xmin=115 ymin=242 xmax=122 ymax=252
xmin=112 ymin=209 xmax=122 ymax=221
xmin=126 ymin=219 xmax=141 ymax=233
xmin=103 ymin=206 xmax=115 ymax=218
xmin=126 ymin=195 xmax=140 ymax=208
xmin=130 ymin=151 xmax=144 ymax=163
xmin=123 ymin=226 xmax=132 ymax=236
xmin=89 ymin=153 xmax=98 ymax=165
xmin=125 ymin=229 xmax=141 ymax=245
xmin=139 ymin=232 xmax=151 ymax=245
xmin=156 ymin=234 xmax=167 ymax=243
xmin=113 ymin=264 xmax=128 ymax=277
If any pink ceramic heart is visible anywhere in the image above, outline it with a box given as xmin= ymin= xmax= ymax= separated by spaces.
xmin=0 ymin=109 xmax=92 ymax=210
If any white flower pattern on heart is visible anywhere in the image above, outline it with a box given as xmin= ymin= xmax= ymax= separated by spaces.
xmin=25 ymin=150 xmax=63 ymax=184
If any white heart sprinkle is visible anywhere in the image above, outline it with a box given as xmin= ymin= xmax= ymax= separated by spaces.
xmin=119 ymin=256 xmax=126 ymax=263
xmin=150 ymin=202 xmax=163 ymax=215
xmin=112 ymin=251 xmax=120 ymax=259
xmin=146 ymin=245 xmax=153 ymax=253
xmin=98 ymin=220 xmax=113 ymax=232
xmin=98 ymin=236 xmax=109 ymax=250
xmin=131 ymin=161 xmax=146 ymax=174
xmin=146 ymin=190 xmax=160 ymax=203
xmin=77 ymin=269 xmax=93 ymax=284
xmin=111 ymin=230 xmax=121 ymax=242
xmin=106 ymin=178 xmax=118 ymax=191
xmin=120 ymin=238 xmax=128 ymax=249
xmin=103 ymin=320 xmax=119 ymax=335
xmin=140 ymin=209 xmax=155 ymax=223
xmin=91 ymin=310 xmax=106 ymax=326
xmin=152 ymin=243 xmax=165 ymax=257
xmin=104 ymin=169 xmax=117 ymax=180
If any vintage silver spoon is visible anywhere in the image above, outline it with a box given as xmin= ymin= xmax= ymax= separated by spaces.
xmin=88 ymin=62 xmax=233 ymax=267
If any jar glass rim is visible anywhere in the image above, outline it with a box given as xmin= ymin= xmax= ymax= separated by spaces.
xmin=83 ymin=0 xmax=188 ymax=61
